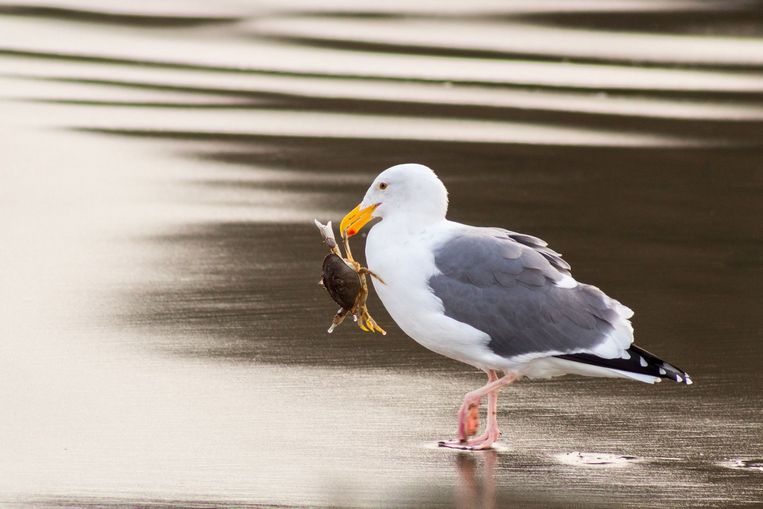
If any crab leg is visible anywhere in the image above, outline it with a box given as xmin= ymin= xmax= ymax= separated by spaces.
xmin=328 ymin=307 xmax=350 ymax=333
xmin=359 ymin=309 xmax=386 ymax=335
xmin=359 ymin=267 xmax=386 ymax=285
xmin=341 ymin=229 xmax=356 ymax=263
xmin=351 ymin=273 xmax=387 ymax=335
xmin=314 ymin=220 xmax=342 ymax=257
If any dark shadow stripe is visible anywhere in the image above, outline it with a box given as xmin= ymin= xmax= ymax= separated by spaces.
xmin=513 ymin=2 xmax=763 ymax=37
xmin=24 ymin=96 xmax=763 ymax=145
xmin=22 ymin=98 xmax=270 ymax=109
xmin=261 ymin=33 xmax=763 ymax=73
xmin=3 ymin=49 xmax=763 ymax=101
xmin=72 ymin=127 xmax=763 ymax=151
xmin=0 ymin=4 xmax=240 ymax=26
xmin=25 ymin=74 xmax=763 ymax=112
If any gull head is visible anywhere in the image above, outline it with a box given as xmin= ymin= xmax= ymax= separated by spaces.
xmin=340 ymin=163 xmax=449 ymax=237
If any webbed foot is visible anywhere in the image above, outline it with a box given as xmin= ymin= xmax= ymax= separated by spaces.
xmin=437 ymin=434 xmax=498 ymax=451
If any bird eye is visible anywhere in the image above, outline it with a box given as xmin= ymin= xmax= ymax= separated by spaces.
xmin=379 ymin=182 xmax=388 ymax=190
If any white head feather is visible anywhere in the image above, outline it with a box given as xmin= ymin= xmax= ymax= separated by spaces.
xmin=360 ymin=164 xmax=449 ymax=225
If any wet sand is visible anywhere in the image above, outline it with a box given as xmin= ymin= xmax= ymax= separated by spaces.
xmin=1 ymin=2 xmax=762 ymax=507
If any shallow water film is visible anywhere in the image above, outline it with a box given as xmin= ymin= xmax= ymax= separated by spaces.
xmin=1 ymin=1 xmax=762 ymax=508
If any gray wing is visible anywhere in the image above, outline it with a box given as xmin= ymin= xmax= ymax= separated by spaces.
xmin=428 ymin=227 xmax=633 ymax=360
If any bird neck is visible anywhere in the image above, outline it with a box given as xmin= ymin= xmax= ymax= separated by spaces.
xmin=382 ymin=210 xmax=444 ymax=233
xmin=368 ymin=212 xmax=447 ymax=247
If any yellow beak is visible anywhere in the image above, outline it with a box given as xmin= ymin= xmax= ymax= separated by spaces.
xmin=340 ymin=203 xmax=378 ymax=237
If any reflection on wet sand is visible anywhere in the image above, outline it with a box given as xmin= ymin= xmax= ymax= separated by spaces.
xmin=454 ymin=452 xmax=498 ymax=509
xmin=1 ymin=0 xmax=762 ymax=507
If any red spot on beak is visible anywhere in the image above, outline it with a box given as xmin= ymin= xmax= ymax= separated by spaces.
xmin=348 ymin=229 xmax=356 ymax=236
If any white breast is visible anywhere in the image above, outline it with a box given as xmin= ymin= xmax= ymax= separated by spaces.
xmin=364 ymin=219 xmax=498 ymax=370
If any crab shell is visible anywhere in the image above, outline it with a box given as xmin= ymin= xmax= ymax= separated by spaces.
xmin=321 ymin=253 xmax=362 ymax=310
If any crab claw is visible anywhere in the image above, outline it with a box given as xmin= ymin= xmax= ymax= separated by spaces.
xmin=357 ymin=310 xmax=387 ymax=335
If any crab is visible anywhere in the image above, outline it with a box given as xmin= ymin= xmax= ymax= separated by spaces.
xmin=314 ymin=219 xmax=386 ymax=335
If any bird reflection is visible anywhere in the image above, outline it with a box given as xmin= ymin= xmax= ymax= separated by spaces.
xmin=454 ymin=450 xmax=499 ymax=509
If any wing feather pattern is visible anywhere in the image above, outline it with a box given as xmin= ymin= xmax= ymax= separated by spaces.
xmin=429 ymin=227 xmax=633 ymax=361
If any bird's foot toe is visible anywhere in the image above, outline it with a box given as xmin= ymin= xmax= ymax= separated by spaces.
xmin=438 ymin=436 xmax=496 ymax=451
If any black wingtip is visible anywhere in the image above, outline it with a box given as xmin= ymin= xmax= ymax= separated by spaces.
xmin=632 ymin=345 xmax=693 ymax=385
xmin=556 ymin=344 xmax=693 ymax=385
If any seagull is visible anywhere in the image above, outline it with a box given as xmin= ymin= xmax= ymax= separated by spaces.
xmin=339 ymin=163 xmax=692 ymax=450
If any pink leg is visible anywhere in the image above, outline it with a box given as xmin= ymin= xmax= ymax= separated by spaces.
xmin=460 ymin=371 xmax=498 ymax=443
xmin=462 ymin=379 xmax=500 ymax=445
xmin=453 ymin=370 xmax=497 ymax=443
xmin=439 ymin=371 xmax=517 ymax=450
xmin=466 ymin=384 xmax=502 ymax=450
